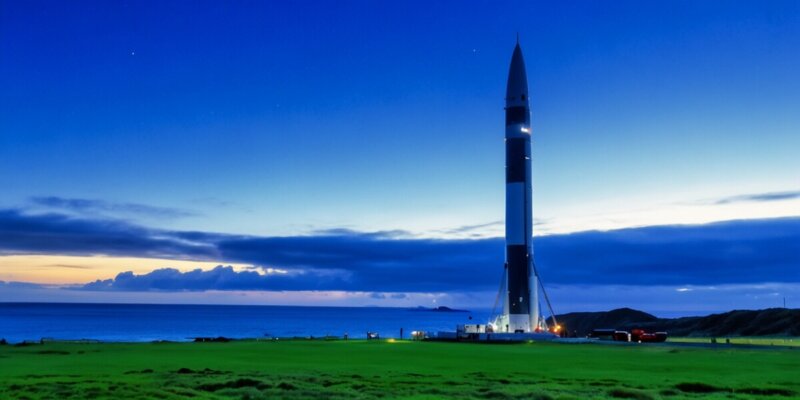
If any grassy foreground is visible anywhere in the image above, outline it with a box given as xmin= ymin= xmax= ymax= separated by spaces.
xmin=1 ymin=340 xmax=798 ymax=399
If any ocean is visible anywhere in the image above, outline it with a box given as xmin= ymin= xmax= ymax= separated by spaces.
xmin=0 ymin=303 xmax=490 ymax=343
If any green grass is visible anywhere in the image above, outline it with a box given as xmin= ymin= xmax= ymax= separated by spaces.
xmin=668 ymin=337 xmax=800 ymax=347
xmin=1 ymin=340 xmax=798 ymax=399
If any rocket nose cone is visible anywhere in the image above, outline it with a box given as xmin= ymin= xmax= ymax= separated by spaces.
xmin=506 ymin=44 xmax=528 ymax=103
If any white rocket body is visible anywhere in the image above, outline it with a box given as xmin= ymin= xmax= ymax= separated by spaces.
xmin=502 ymin=42 xmax=538 ymax=333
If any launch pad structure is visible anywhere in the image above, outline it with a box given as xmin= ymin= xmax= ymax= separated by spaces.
xmin=435 ymin=40 xmax=559 ymax=342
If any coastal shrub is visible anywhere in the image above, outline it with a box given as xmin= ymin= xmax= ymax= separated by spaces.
xmin=588 ymin=381 xmax=615 ymax=387
xmin=217 ymin=387 xmax=265 ymax=400
xmin=479 ymin=390 xmax=512 ymax=399
xmin=521 ymin=392 xmax=553 ymax=400
xmin=198 ymin=378 xmax=269 ymax=392
xmin=736 ymin=387 xmax=795 ymax=396
xmin=608 ymin=388 xmax=654 ymax=400
xmin=675 ymin=382 xmax=724 ymax=393
xmin=35 ymin=350 xmax=69 ymax=355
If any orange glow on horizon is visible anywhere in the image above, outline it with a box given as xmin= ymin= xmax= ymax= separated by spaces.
xmin=0 ymin=255 xmax=252 ymax=285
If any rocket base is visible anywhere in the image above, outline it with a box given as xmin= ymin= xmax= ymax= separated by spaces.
xmin=432 ymin=331 xmax=558 ymax=342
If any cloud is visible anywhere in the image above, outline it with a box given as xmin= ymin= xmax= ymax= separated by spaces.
xmin=0 ymin=209 xmax=217 ymax=259
xmin=46 ymin=264 xmax=94 ymax=270
xmin=712 ymin=190 xmax=800 ymax=205
xmin=81 ymin=265 xmax=344 ymax=291
xmin=440 ymin=221 xmax=502 ymax=235
xmin=0 ymin=280 xmax=46 ymax=289
xmin=312 ymin=228 xmax=411 ymax=239
xmin=213 ymin=234 xmax=501 ymax=292
xmin=29 ymin=196 xmax=199 ymax=219
xmin=1 ymin=208 xmax=798 ymax=292
xmin=369 ymin=292 xmax=409 ymax=300
xmin=535 ymin=218 xmax=800 ymax=286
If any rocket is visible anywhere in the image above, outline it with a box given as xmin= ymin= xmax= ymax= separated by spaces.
xmin=503 ymin=40 xmax=538 ymax=333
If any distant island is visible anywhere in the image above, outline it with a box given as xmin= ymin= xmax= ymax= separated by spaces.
xmin=556 ymin=307 xmax=800 ymax=337
xmin=410 ymin=306 xmax=469 ymax=313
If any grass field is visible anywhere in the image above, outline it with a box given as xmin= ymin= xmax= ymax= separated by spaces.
xmin=1 ymin=340 xmax=798 ymax=399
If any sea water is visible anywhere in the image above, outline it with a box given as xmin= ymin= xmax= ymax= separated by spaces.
xmin=0 ymin=303 xmax=490 ymax=343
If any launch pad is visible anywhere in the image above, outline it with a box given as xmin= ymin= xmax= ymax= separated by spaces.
xmin=433 ymin=331 xmax=559 ymax=342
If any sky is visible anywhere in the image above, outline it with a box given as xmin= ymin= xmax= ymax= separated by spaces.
xmin=0 ymin=0 xmax=798 ymax=316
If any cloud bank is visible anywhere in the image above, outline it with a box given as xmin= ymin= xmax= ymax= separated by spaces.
xmin=713 ymin=190 xmax=800 ymax=205
xmin=1 ymin=208 xmax=798 ymax=292
xmin=29 ymin=196 xmax=199 ymax=219
xmin=82 ymin=266 xmax=316 ymax=292
xmin=0 ymin=209 xmax=218 ymax=260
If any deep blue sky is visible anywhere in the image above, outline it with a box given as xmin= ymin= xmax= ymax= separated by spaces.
xmin=1 ymin=1 xmax=798 ymax=313
xmin=3 ymin=0 xmax=798 ymax=235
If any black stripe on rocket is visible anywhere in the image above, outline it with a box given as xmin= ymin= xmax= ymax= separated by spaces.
xmin=506 ymin=245 xmax=530 ymax=314
xmin=505 ymin=137 xmax=529 ymax=183
xmin=506 ymin=106 xmax=529 ymax=126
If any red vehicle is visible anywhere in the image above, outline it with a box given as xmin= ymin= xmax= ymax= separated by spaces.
xmin=630 ymin=329 xmax=668 ymax=343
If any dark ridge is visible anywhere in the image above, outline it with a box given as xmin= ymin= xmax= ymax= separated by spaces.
xmin=555 ymin=308 xmax=800 ymax=337
xmin=555 ymin=308 xmax=658 ymax=337
xmin=193 ymin=337 xmax=232 ymax=343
